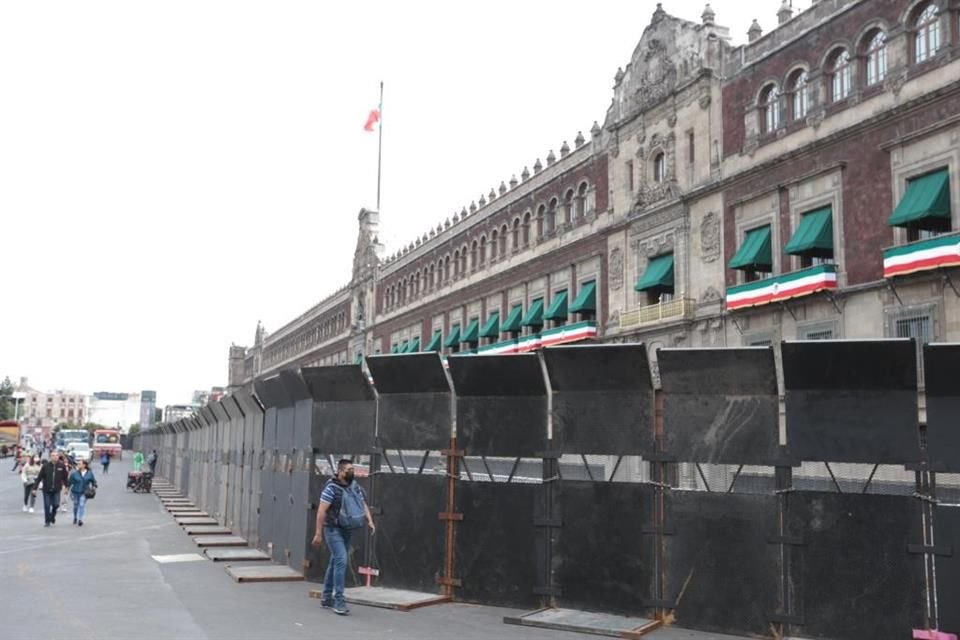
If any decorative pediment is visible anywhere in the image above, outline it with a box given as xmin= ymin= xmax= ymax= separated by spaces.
xmin=606 ymin=7 xmax=706 ymax=127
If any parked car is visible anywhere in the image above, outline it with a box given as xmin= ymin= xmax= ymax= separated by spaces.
xmin=68 ymin=443 xmax=92 ymax=464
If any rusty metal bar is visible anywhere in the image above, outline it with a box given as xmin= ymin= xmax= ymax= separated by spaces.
xmin=861 ymin=463 xmax=880 ymax=494
xmin=824 ymin=462 xmax=843 ymax=493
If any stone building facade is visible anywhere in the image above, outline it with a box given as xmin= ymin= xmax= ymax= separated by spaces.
xmin=229 ymin=0 xmax=960 ymax=440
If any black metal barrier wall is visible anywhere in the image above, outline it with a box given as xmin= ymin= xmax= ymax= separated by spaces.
xmin=131 ymin=339 xmax=959 ymax=640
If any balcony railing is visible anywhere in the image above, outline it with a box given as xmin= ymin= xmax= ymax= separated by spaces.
xmin=619 ymin=297 xmax=696 ymax=330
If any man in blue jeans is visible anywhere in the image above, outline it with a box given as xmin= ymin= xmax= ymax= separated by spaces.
xmin=311 ymin=459 xmax=375 ymax=615
xmin=34 ymin=455 xmax=69 ymax=526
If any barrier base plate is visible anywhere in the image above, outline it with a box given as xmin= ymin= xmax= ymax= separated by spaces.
xmin=226 ymin=564 xmax=303 ymax=583
xmin=177 ymin=517 xmax=219 ymax=526
xmin=310 ymin=587 xmax=450 ymax=611
xmin=183 ymin=526 xmax=232 ymax=535
xmin=193 ymin=535 xmax=247 ymax=547
xmin=204 ymin=548 xmax=271 ymax=562
xmin=504 ymin=608 xmax=660 ymax=639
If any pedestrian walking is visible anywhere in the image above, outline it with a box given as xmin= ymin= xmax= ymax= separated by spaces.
xmin=10 ymin=446 xmax=23 ymax=472
xmin=311 ymin=459 xmax=375 ymax=616
xmin=132 ymin=450 xmax=144 ymax=472
xmin=21 ymin=456 xmax=41 ymax=513
xmin=100 ymin=452 xmax=110 ymax=474
xmin=34 ymin=455 xmax=69 ymax=526
xmin=67 ymin=460 xmax=97 ymax=527
xmin=147 ymin=450 xmax=158 ymax=474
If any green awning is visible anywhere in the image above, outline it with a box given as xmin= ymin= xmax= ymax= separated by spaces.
xmin=398 ymin=340 xmax=410 ymax=353
xmin=480 ymin=311 xmax=500 ymax=338
xmin=443 ymin=324 xmax=461 ymax=348
xmin=544 ymin=291 xmax=568 ymax=321
xmin=424 ymin=329 xmax=442 ymax=352
xmin=407 ymin=336 xmax=421 ymax=353
xmin=635 ymin=254 xmax=675 ymax=292
xmin=461 ymin=318 xmax=480 ymax=344
xmin=391 ymin=343 xmax=400 ymax=354
xmin=569 ymin=281 xmax=596 ymax=313
xmin=355 ymin=353 xmax=363 ymax=364
xmin=889 ymin=169 xmax=951 ymax=228
xmin=521 ymin=299 xmax=544 ymax=328
xmin=729 ymin=226 xmax=772 ymax=270
xmin=501 ymin=304 xmax=523 ymax=333
xmin=785 ymin=207 xmax=833 ymax=257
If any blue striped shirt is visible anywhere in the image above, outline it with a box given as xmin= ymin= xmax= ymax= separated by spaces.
xmin=320 ymin=478 xmax=365 ymax=527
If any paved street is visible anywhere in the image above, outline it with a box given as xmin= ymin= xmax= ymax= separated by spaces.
xmin=0 ymin=458 xmax=746 ymax=640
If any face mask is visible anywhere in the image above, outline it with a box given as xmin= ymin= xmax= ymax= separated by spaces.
xmin=344 ymin=471 xmax=355 ymax=483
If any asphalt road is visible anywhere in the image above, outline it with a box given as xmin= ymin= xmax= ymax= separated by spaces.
xmin=0 ymin=457 xmax=747 ymax=640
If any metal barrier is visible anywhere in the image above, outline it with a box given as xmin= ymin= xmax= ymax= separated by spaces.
xmin=131 ymin=340 xmax=959 ymax=639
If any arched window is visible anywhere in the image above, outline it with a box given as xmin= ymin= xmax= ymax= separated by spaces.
xmin=501 ymin=224 xmax=509 ymax=255
xmin=547 ymin=199 xmax=557 ymax=235
xmin=536 ymin=204 xmax=545 ymax=238
xmin=453 ymin=250 xmax=460 ymax=277
xmin=512 ymin=218 xmax=520 ymax=249
xmin=829 ymin=49 xmax=852 ymax=102
xmin=576 ymin=182 xmax=587 ymax=218
xmin=522 ymin=212 xmax=531 ymax=246
xmin=460 ymin=245 xmax=468 ymax=274
xmin=479 ymin=236 xmax=486 ymax=265
xmin=564 ymin=189 xmax=574 ymax=225
xmin=429 ymin=264 xmax=436 ymax=289
xmin=470 ymin=240 xmax=478 ymax=270
xmin=444 ymin=255 xmax=451 ymax=282
xmin=864 ymin=30 xmax=887 ymax=85
xmin=914 ymin=4 xmax=940 ymax=63
xmin=653 ymin=152 xmax=666 ymax=183
xmin=759 ymin=84 xmax=781 ymax=133
xmin=788 ymin=69 xmax=810 ymax=120
xmin=490 ymin=230 xmax=499 ymax=259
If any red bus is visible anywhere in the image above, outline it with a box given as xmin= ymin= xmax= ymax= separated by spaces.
xmin=93 ymin=429 xmax=122 ymax=459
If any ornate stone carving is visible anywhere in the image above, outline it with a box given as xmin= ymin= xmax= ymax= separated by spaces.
xmin=700 ymin=211 xmax=720 ymax=262
xmin=635 ymin=182 xmax=676 ymax=209
xmin=634 ymin=39 xmax=678 ymax=111
xmin=607 ymin=310 xmax=621 ymax=330
xmin=805 ymin=108 xmax=826 ymax=130
xmin=628 ymin=201 xmax=687 ymax=232
xmin=700 ymin=286 xmax=722 ymax=303
xmin=635 ymin=230 xmax=676 ymax=259
xmin=885 ymin=69 xmax=908 ymax=96
xmin=698 ymin=86 xmax=712 ymax=109
xmin=609 ymin=248 xmax=624 ymax=291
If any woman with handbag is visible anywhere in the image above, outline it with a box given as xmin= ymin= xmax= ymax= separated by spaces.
xmin=67 ymin=460 xmax=97 ymax=527
xmin=21 ymin=456 xmax=42 ymax=513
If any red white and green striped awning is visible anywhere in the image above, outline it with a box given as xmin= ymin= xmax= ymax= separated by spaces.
xmin=726 ymin=264 xmax=837 ymax=311
xmin=883 ymin=233 xmax=960 ymax=278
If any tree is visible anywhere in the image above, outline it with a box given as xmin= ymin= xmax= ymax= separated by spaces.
xmin=0 ymin=377 xmax=15 ymax=421
xmin=128 ymin=424 xmax=141 ymax=437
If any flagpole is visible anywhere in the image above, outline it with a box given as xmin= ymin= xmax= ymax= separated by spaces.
xmin=376 ymin=81 xmax=384 ymax=212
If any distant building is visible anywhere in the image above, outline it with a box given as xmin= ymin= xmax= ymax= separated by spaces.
xmin=163 ymin=404 xmax=199 ymax=423
xmin=86 ymin=391 xmax=142 ymax=432
xmin=192 ymin=387 xmax=225 ymax=406
xmin=15 ymin=377 xmax=87 ymax=437
xmin=139 ymin=390 xmax=157 ymax=432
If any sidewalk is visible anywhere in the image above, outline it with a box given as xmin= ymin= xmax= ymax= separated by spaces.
xmin=0 ymin=459 xmax=747 ymax=640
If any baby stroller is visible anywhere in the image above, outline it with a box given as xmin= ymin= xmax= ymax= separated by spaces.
xmin=126 ymin=470 xmax=153 ymax=493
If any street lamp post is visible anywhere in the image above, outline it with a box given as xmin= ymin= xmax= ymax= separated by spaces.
xmin=11 ymin=392 xmax=26 ymax=445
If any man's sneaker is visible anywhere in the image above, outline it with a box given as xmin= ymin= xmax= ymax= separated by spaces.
xmin=319 ymin=599 xmax=333 ymax=609
xmin=332 ymin=604 xmax=350 ymax=616
xmin=28 ymin=507 xmax=34 ymax=513
xmin=22 ymin=505 xmax=27 ymax=512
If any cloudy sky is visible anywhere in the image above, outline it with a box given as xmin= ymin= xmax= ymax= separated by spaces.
xmin=0 ymin=1 xmax=784 ymax=406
